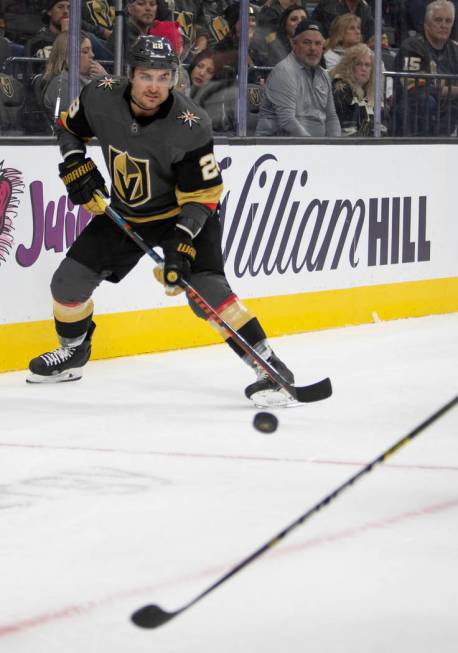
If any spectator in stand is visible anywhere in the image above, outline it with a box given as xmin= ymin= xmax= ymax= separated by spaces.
xmin=79 ymin=0 xmax=118 ymax=59
xmin=0 ymin=0 xmax=44 ymax=46
xmin=324 ymin=14 xmax=362 ymax=70
xmin=312 ymin=0 xmax=374 ymax=41
xmin=256 ymin=19 xmax=341 ymax=136
xmin=331 ymin=42 xmax=374 ymax=134
xmin=213 ymin=3 xmax=267 ymax=80
xmin=393 ymin=0 xmax=458 ymax=134
xmin=148 ymin=19 xmax=191 ymax=94
xmin=81 ymin=0 xmax=114 ymax=42
xmin=407 ymin=0 xmax=457 ymax=40
xmin=189 ymin=49 xmax=219 ymax=99
xmin=40 ymin=30 xmax=107 ymax=124
xmin=106 ymin=0 xmax=157 ymax=53
xmin=257 ymin=0 xmax=308 ymax=41
xmin=25 ymin=0 xmax=69 ymax=58
xmin=188 ymin=29 xmax=211 ymax=60
xmin=187 ymin=47 xmax=260 ymax=134
xmin=265 ymin=4 xmax=308 ymax=67
xmin=172 ymin=0 xmax=234 ymax=50
xmin=0 ymin=69 xmax=25 ymax=134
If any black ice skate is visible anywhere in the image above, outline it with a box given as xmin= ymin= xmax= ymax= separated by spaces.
xmin=245 ymin=352 xmax=296 ymax=408
xmin=27 ymin=323 xmax=96 ymax=384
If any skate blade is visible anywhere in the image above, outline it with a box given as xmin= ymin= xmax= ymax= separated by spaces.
xmin=26 ymin=369 xmax=83 ymax=384
xmin=250 ymin=388 xmax=300 ymax=409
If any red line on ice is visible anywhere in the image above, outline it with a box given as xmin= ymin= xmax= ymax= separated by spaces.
xmin=0 ymin=441 xmax=457 ymax=472
xmin=1 ymin=498 xmax=457 ymax=638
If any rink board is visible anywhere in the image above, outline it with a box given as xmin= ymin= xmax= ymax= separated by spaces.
xmin=1 ymin=142 xmax=457 ymax=371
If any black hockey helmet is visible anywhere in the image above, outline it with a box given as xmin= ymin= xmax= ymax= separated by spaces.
xmin=128 ymin=35 xmax=179 ymax=71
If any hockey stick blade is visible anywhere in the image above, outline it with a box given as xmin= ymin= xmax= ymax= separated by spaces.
xmin=294 ymin=376 xmax=332 ymax=403
xmin=131 ymin=604 xmax=179 ymax=628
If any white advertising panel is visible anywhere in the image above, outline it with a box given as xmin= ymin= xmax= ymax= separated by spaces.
xmin=0 ymin=143 xmax=456 ymax=324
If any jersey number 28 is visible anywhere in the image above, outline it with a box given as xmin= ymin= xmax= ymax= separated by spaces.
xmin=199 ymin=153 xmax=219 ymax=181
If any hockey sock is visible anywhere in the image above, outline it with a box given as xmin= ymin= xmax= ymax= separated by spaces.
xmin=53 ymin=299 xmax=94 ymax=346
xmin=205 ymin=295 xmax=272 ymax=366
xmin=224 ymin=319 xmax=273 ymax=369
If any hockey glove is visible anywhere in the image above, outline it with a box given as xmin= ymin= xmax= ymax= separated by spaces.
xmin=153 ymin=263 xmax=185 ymax=296
xmin=58 ymin=156 xmax=108 ymax=214
xmin=162 ymin=226 xmax=196 ymax=287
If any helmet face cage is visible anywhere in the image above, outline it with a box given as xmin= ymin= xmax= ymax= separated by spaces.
xmin=128 ymin=36 xmax=179 ymax=88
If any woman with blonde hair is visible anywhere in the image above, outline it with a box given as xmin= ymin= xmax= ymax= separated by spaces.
xmin=331 ymin=43 xmax=375 ymax=136
xmin=324 ymin=14 xmax=362 ymax=71
xmin=41 ymin=31 xmax=107 ymax=123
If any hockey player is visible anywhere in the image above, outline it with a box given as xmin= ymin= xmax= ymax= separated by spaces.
xmin=27 ymin=34 xmax=294 ymax=406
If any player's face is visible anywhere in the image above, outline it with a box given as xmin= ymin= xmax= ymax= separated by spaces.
xmin=353 ymin=54 xmax=372 ymax=86
xmin=191 ymin=57 xmax=215 ymax=87
xmin=285 ymin=10 xmax=307 ymax=38
xmin=128 ymin=0 xmax=157 ymax=29
xmin=293 ymin=30 xmax=324 ymax=67
xmin=425 ymin=8 xmax=454 ymax=45
xmin=130 ymin=67 xmax=173 ymax=114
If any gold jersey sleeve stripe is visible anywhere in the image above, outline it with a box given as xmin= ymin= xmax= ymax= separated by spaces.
xmin=53 ymin=299 xmax=94 ymax=323
xmin=175 ymin=184 xmax=224 ymax=208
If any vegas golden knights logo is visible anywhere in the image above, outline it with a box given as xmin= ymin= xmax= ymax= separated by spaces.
xmin=109 ymin=147 xmax=151 ymax=207
xmin=172 ymin=10 xmax=194 ymax=40
xmin=248 ymin=86 xmax=263 ymax=110
xmin=210 ymin=16 xmax=229 ymax=43
xmin=0 ymin=75 xmax=14 ymax=98
xmin=86 ymin=0 xmax=113 ymax=30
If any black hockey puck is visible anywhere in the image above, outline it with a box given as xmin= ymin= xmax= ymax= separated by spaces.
xmin=253 ymin=411 xmax=278 ymax=433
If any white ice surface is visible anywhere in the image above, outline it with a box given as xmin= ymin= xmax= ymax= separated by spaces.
xmin=0 ymin=313 xmax=457 ymax=653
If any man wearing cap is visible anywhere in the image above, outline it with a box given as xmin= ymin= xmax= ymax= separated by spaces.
xmin=256 ymin=19 xmax=341 ymax=136
xmin=24 ymin=0 xmax=113 ymax=59
xmin=25 ymin=0 xmax=70 ymax=58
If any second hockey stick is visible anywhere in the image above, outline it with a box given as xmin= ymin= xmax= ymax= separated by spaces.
xmin=130 ymin=394 xmax=457 ymax=629
xmin=93 ymin=192 xmax=332 ymax=404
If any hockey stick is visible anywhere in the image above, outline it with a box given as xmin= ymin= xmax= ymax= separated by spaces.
xmin=93 ymin=192 xmax=332 ymax=403
xmin=131 ymin=395 xmax=457 ymax=629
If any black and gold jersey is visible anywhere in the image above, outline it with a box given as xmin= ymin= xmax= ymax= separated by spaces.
xmin=394 ymin=34 xmax=458 ymax=76
xmin=82 ymin=0 xmax=115 ymax=32
xmin=171 ymin=0 xmax=232 ymax=48
xmin=57 ymin=76 xmax=223 ymax=224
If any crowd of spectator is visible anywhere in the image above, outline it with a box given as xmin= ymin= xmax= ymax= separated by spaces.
xmin=0 ymin=0 xmax=456 ymax=136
